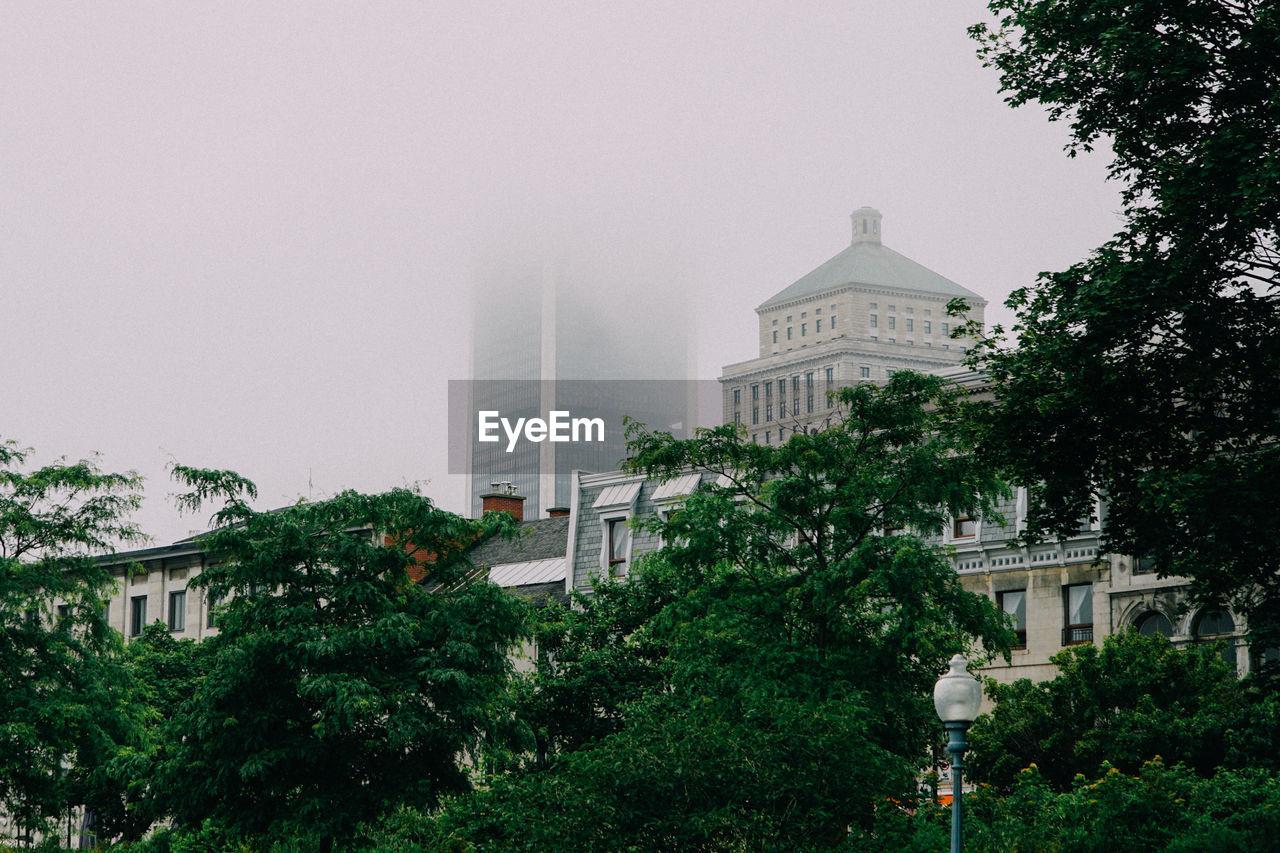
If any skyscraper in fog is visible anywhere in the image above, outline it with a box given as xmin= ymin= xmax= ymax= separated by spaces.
xmin=466 ymin=234 xmax=695 ymax=520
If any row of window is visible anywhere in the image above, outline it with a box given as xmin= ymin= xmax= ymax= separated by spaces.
xmin=996 ymin=584 xmax=1093 ymax=649
xmin=868 ymin=303 xmax=930 ymax=315
xmin=110 ymin=588 xmax=223 ymax=636
xmin=868 ymin=316 xmax=950 ymax=335
xmin=772 ymin=315 xmax=838 ymax=344
xmin=997 ymin=587 xmax=1239 ymax=660
xmin=750 ymin=421 xmax=833 ymax=444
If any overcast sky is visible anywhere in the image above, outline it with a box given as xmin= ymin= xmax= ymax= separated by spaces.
xmin=2 ymin=1 xmax=1121 ymax=546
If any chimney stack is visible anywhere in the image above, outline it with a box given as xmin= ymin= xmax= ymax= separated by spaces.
xmin=547 ymin=506 xmax=570 ymax=518
xmin=480 ymin=481 xmax=525 ymax=522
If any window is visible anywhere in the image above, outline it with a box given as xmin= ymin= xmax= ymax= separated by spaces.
xmin=168 ymin=590 xmax=186 ymax=632
xmin=869 ymin=314 xmax=878 ymax=328
xmin=1136 ymin=611 xmax=1173 ymax=637
xmin=772 ymin=330 xmax=778 ymax=344
xmin=765 ymin=382 xmax=772 ymax=398
xmin=607 ymin=519 xmax=630 ymax=577
xmin=56 ymin=603 xmax=71 ymax=628
xmin=887 ymin=304 xmax=896 ymax=312
xmin=1194 ymin=609 xmax=1236 ymax=668
xmin=816 ymin=319 xmax=822 ymax=332
xmin=752 ymin=407 xmax=759 ymax=424
xmin=905 ymin=306 xmax=913 ymax=314
xmin=905 ymin=319 xmax=914 ymax=332
xmin=733 ymin=388 xmax=741 ymax=404
xmin=1135 ymin=556 xmax=1157 ymax=574
xmin=786 ymin=315 xmax=793 ymax=322
xmin=825 ymin=367 xmax=833 ymax=383
xmin=941 ymin=322 xmax=950 ymax=336
xmin=860 ymin=366 xmax=870 ymax=378
xmin=952 ymin=516 xmax=976 ymax=538
xmin=1063 ymin=584 xmax=1093 ymax=645
xmin=766 ymin=404 xmax=773 ymax=421
xmin=778 ymin=379 xmax=786 ymax=396
xmin=999 ymin=590 xmax=1027 ymax=649
xmin=778 ymin=401 xmax=786 ymax=417
xmin=831 ymin=315 xmax=837 ymax=327
xmin=924 ymin=321 xmax=932 ymax=334
xmin=765 ymin=431 xmax=771 ymax=444
xmin=869 ymin=303 xmax=877 ymax=310
xmin=805 ymin=372 xmax=813 ymax=387
xmin=806 ymin=394 xmax=813 ymax=412
xmin=787 ymin=327 xmax=793 ymax=340
xmin=792 ymin=376 xmax=800 ymax=391
xmin=207 ymin=591 xmax=224 ymax=629
xmin=887 ymin=316 xmax=896 ymax=330
xmin=733 ymin=412 xmax=740 ymax=424
xmin=801 ymin=323 xmax=807 ymax=336
xmin=752 ymin=385 xmax=759 ymax=400
xmin=130 ymin=595 xmax=147 ymax=637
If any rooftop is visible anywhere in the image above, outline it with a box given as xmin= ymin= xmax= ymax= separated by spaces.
xmin=759 ymin=208 xmax=984 ymax=309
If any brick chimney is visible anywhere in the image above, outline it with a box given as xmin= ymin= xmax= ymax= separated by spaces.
xmin=547 ymin=506 xmax=570 ymax=518
xmin=480 ymin=481 xmax=525 ymax=522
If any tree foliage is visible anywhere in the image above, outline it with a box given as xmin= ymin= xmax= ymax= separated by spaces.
xmin=153 ymin=474 xmax=528 ymax=851
xmin=965 ymin=1 xmax=1280 ymax=638
xmin=967 ymin=631 xmax=1280 ymax=792
xmin=428 ymin=373 xmax=1013 ymax=851
xmin=0 ymin=439 xmax=147 ymax=841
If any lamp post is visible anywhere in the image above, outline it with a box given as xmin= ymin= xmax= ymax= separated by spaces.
xmin=934 ymin=653 xmax=983 ymax=853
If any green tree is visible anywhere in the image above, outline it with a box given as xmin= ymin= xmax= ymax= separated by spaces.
xmin=86 ymin=623 xmax=212 ymax=844
xmin=0 ymin=439 xmax=147 ymax=842
xmin=430 ymin=373 xmax=1014 ymax=851
xmin=965 ymin=1 xmax=1280 ymax=640
xmin=967 ymin=631 xmax=1280 ymax=792
xmin=154 ymin=470 xmax=528 ymax=852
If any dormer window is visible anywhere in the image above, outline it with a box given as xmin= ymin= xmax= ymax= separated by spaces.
xmin=607 ymin=519 xmax=629 ymax=577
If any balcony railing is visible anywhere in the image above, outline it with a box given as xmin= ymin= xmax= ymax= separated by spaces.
xmin=1063 ymin=625 xmax=1094 ymax=645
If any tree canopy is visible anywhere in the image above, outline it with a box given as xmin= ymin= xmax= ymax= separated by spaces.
xmin=968 ymin=631 xmax=1280 ymax=792
xmin=963 ymin=0 xmax=1280 ymax=639
xmin=151 ymin=471 xmax=528 ymax=852
xmin=423 ymin=373 xmax=1013 ymax=851
xmin=0 ymin=439 xmax=147 ymax=842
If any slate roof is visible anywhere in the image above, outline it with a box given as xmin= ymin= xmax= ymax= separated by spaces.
xmin=759 ymin=240 xmax=982 ymax=309
xmin=468 ymin=515 xmax=570 ymax=569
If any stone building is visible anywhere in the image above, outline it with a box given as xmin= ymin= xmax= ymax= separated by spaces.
xmin=720 ymin=207 xmax=987 ymax=440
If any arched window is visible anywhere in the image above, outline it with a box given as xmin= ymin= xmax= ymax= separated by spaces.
xmin=1193 ymin=609 xmax=1237 ymax=669
xmin=1135 ymin=611 xmax=1174 ymax=638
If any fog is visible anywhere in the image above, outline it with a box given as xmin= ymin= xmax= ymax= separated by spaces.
xmin=0 ymin=2 xmax=1121 ymax=545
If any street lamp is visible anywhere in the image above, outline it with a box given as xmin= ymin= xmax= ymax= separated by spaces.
xmin=934 ymin=653 xmax=983 ymax=853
